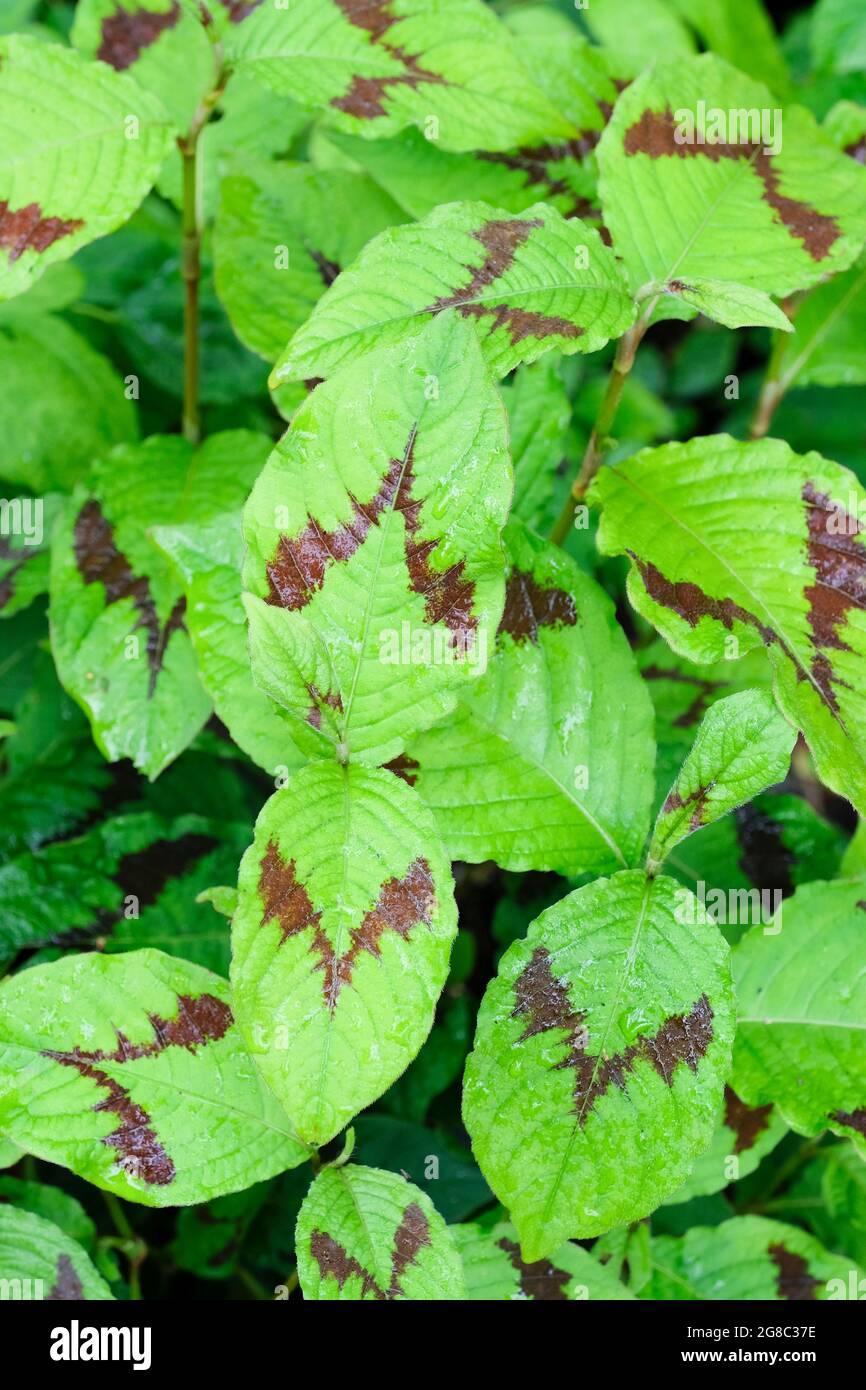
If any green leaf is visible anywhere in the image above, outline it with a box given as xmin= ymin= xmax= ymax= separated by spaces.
xmin=295 ymin=1163 xmax=464 ymax=1301
xmin=245 ymin=315 xmax=511 ymax=766
xmin=0 ymin=1176 xmax=97 ymax=1251
xmin=824 ymin=99 xmax=866 ymax=159
xmin=0 ymin=1137 xmax=20 ymax=1169
xmin=665 ymin=1087 xmax=787 ymax=1205
xmin=225 ymin=0 xmax=574 ymax=152
xmin=72 ymin=0 xmax=217 ymax=132
xmin=584 ymin=0 xmax=695 ymax=79
xmin=0 ymin=1204 xmax=113 ymax=1298
xmin=666 ymin=0 xmax=792 ymax=97
xmin=463 ymin=870 xmax=734 ymax=1257
xmin=501 ymin=359 xmax=572 ymax=533
xmin=170 ymin=1180 xmax=272 ymax=1281
xmin=733 ymin=876 xmax=866 ymax=1153
xmin=156 ymin=73 xmax=310 ymax=220
xmin=50 ymin=431 xmax=269 ymax=778
xmin=0 ymin=949 xmax=309 ymax=1205
xmin=775 ymin=255 xmax=866 ymax=390
xmin=322 ymin=125 xmax=599 ymax=224
xmin=665 ymin=791 xmax=846 ymax=944
xmin=153 ymin=512 xmax=307 ymax=778
xmin=0 ymin=316 xmax=137 ymax=493
xmin=231 ymin=763 xmax=457 ymax=1147
xmin=788 ymin=1143 xmax=866 ymax=1269
xmin=214 ymin=159 xmax=405 ymax=361
xmin=647 ymin=690 xmax=796 ymax=871
xmin=453 ymin=1216 xmax=634 ymax=1301
xmin=405 ymin=519 xmax=655 ymax=877
xmin=593 ymin=435 xmax=866 ymax=817
xmin=638 ymin=637 xmax=773 ymax=807
xmin=646 ymin=276 xmax=794 ymax=332
xmin=651 ymin=1216 xmax=864 ymax=1300
xmin=598 ymin=54 xmax=866 ymax=300
xmin=352 ymin=1114 xmax=489 ymax=1223
xmin=0 ymin=495 xmax=61 ymax=621
xmin=0 ymin=810 xmax=244 ymax=974
xmin=813 ymin=0 xmax=866 ymax=76
xmin=271 ymin=200 xmax=635 ymax=386
xmin=0 ymin=35 xmax=173 ymax=300
xmin=0 ymin=654 xmax=112 ymax=857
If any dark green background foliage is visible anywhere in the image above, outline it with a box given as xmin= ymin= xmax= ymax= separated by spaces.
xmin=1 ymin=0 xmax=866 ymax=1303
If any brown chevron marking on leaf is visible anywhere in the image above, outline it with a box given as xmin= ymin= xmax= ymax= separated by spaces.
xmin=265 ymin=432 xmax=478 ymax=648
xmin=383 ymin=752 xmax=420 ymax=786
xmin=259 ymin=842 xmax=323 ymax=945
xmin=768 ymin=1244 xmax=820 ymax=1300
xmin=311 ymin=1200 xmax=430 ymax=1299
xmin=512 ymin=947 xmax=714 ymax=1125
xmin=426 ymin=217 xmax=584 ymax=345
xmin=73 ymin=500 xmax=186 ymax=696
xmin=733 ymin=803 xmax=796 ymax=899
xmin=46 ymin=1254 xmax=84 ymax=1300
xmin=498 ymin=568 xmax=577 ymax=645
xmin=831 ymin=1107 xmax=866 ymax=1137
xmin=306 ymin=684 xmax=343 ymax=731
xmin=0 ymin=201 xmax=84 ymax=263
xmin=623 ymin=108 xmax=840 ymax=261
xmin=310 ymin=1230 xmax=385 ymax=1298
xmin=265 ymin=455 xmax=403 ymax=610
xmin=498 ymin=1237 xmax=571 ymax=1300
xmin=386 ymin=1202 xmax=431 ymax=1296
xmin=640 ymin=664 xmax=726 ymax=729
xmin=0 ymin=536 xmax=34 ymax=612
xmin=477 ymin=142 xmax=600 ymax=221
xmin=97 ymin=1 xmax=181 ymax=69
xmin=43 ymin=993 xmax=232 ymax=1186
xmin=724 ymin=1086 xmax=773 ymax=1154
xmin=659 ymin=781 xmax=712 ymax=833
xmin=631 ymin=554 xmax=777 ymax=646
xmin=802 ymin=482 xmax=866 ymax=714
xmin=259 ymin=844 xmax=435 ymax=1010
xmin=331 ymin=0 xmax=445 ymax=120
xmin=395 ymin=431 xmax=477 ymax=647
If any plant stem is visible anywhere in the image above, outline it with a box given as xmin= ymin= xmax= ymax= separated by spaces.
xmin=103 ymin=1190 xmax=134 ymax=1240
xmin=177 ymin=62 xmax=227 ymax=445
xmin=550 ymin=317 xmax=647 ymax=546
xmin=748 ymin=294 xmax=802 ymax=441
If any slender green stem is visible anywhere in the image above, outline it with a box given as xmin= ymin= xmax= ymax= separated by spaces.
xmin=103 ymin=1190 xmax=134 ymax=1240
xmin=748 ymin=294 xmax=802 ymax=441
xmin=550 ymin=317 xmax=647 ymax=545
xmin=178 ymin=61 xmax=228 ymax=444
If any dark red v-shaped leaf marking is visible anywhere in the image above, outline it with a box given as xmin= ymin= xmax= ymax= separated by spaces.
xmin=0 ymin=201 xmax=83 ymax=263
xmin=74 ymin=500 xmax=186 ymax=696
xmin=498 ymin=568 xmax=577 ymax=644
xmin=259 ymin=842 xmax=435 ymax=1011
xmin=802 ymin=482 xmax=866 ymax=714
xmin=331 ymin=0 xmax=445 ymax=120
xmin=310 ymin=1200 xmax=430 ymax=1299
xmin=97 ymin=1 xmax=181 ymax=69
xmin=768 ymin=1244 xmax=820 ymax=1300
xmin=43 ymin=993 xmax=232 ymax=1186
xmin=623 ymin=108 xmax=840 ymax=262
xmin=46 ymin=1255 xmax=84 ymax=1300
xmin=265 ymin=431 xmax=477 ymax=648
xmin=426 ymin=217 xmax=585 ymax=346
xmin=512 ymin=947 xmax=713 ymax=1124
xmin=498 ymin=1237 xmax=571 ymax=1300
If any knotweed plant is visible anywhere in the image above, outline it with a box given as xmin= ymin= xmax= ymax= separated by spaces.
xmin=0 ymin=0 xmax=866 ymax=1305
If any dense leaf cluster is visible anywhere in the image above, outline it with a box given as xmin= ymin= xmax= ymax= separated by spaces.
xmin=1 ymin=0 xmax=866 ymax=1303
